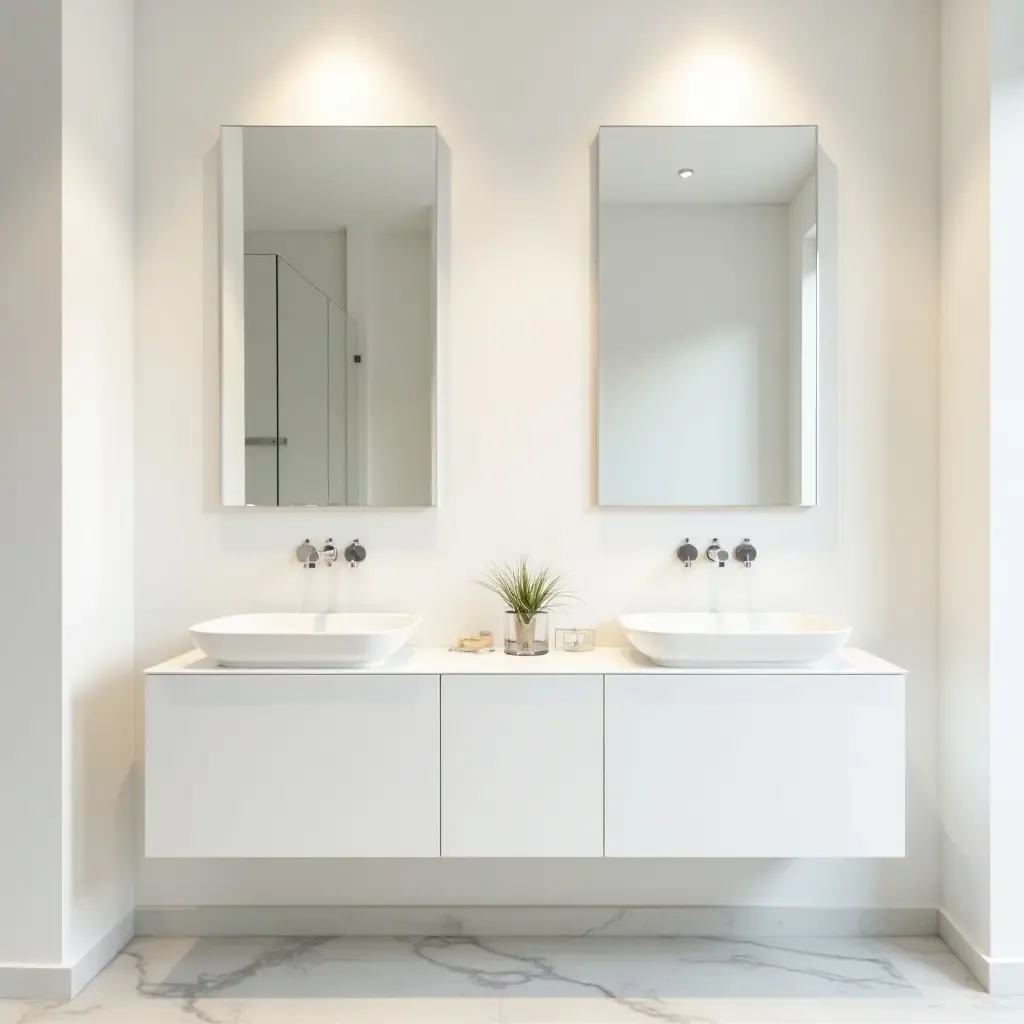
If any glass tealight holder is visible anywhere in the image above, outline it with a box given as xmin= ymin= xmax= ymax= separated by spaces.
xmin=554 ymin=627 xmax=596 ymax=653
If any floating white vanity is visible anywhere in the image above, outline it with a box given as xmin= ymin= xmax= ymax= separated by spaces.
xmin=145 ymin=646 xmax=905 ymax=860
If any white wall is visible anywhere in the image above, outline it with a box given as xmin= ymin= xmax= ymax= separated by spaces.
xmin=0 ymin=0 xmax=65 ymax=968
xmin=938 ymin=0 xmax=1024 ymax=983
xmin=599 ymin=203 xmax=791 ymax=506
xmin=135 ymin=0 xmax=939 ymax=909
xmin=61 ymin=0 xmax=136 ymax=965
xmin=939 ymin=0 xmax=991 ymax=957
xmin=0 ymin=0 xmax=135 ymax=975
xmin=986 ymin=0 xmax=1024 ymax=966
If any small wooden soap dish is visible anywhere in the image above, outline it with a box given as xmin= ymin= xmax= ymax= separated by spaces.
xmin=450 ymin=630 xmax=495 ymax=653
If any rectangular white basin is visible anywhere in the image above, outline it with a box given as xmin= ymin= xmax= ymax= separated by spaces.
xmin=190 ymin=612 xmax=422 ymax=668
xmin=618 ymin=612 xmax=852 ymax=667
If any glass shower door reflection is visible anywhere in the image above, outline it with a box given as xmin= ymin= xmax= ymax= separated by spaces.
xmin=277 ymin=259 xmax=329 ymax=505
xmin=243 ymin=254 xmax=359 ymax=506
xmin=327 ymin=302 xmax=349 ymax=506
xmin=243 ymin=254 xmax=278 ymax=506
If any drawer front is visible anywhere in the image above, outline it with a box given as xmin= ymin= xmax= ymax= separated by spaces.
xmin=604 ymin=673 xmax=905 ymax=858
xmin=441 ymin=674 xmax=604 ymax=857
xmin=146 ymin=674 xmax=440 ymax=857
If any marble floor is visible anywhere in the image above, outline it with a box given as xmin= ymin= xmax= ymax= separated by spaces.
xmin=1 ymin=934 xmax=1022 ymax=1024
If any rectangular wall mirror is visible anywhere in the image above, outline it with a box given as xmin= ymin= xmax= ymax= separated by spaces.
xmin=597 ymin=125 xmax=818 ymax=508
xmin=220 ymin=126 xmax=439 ymax=507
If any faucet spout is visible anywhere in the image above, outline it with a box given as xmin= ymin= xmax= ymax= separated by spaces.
xmin=296 ymin=538 xmax=338 ymax=568
xmin=706 ymin=539 xmax=729 ymax=568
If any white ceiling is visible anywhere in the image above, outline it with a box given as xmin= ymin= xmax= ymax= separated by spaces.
xmin=241 ymin=126 xmax=436 ymax=231
xmin=599 ymin=125 xmax=816 ymax=205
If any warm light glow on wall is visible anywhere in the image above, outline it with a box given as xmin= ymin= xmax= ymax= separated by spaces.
xmin=258 ymin=41 xmax=419 ymax=125
xmin=305 ymin=49 xmax=377 ymax=120
xmin=676 ymin=42 xmax=760 ymax=121
xmin=631 ymin=36 xmax=788 ymax=124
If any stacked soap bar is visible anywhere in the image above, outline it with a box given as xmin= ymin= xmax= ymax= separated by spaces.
xmin=450 ymin=630 xmax=495 ymax=653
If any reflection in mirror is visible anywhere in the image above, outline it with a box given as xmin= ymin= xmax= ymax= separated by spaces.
xmin=597 ymin=126 xmax=818 ymax=507
xmin=220 ymin=126 xmax=439 ymax=507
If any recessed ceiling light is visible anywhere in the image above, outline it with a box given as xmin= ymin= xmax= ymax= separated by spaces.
xmin=678 ymin=168 xmax=694 ymax=179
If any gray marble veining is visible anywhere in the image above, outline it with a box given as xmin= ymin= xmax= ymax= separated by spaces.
xmin=1 ymin=934 xmax=1023 ymax=1024
xmin=149 ymin=935 xmax=917 ymax=1001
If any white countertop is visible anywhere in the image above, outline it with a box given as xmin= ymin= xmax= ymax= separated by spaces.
xmin=146 ymin=645 xmax=906 ymax=676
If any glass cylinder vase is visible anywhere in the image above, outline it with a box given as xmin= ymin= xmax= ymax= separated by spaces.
xmin=504 ymin=610 xmax=550 ymax=656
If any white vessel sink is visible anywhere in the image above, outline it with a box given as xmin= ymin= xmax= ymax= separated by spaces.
xmin=190 ymin=613 xmax=422 ymax=668
xmin=618 ymin=613 xmax=852 ymax=667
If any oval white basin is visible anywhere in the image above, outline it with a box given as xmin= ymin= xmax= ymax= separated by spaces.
xmin=190 ymin=612 xmax=422 ymax=668
xmin=618 ymin=613 xmax=852 ymax=667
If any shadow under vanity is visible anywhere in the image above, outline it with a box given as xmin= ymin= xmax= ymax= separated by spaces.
xmin=145 ymin=123 xmax=905 ymax=865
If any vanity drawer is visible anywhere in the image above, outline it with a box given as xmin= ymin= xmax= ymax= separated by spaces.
xmin=145 ymin=673 xmax=440 ymax=858
xmin=440 ymin=674 xmax=604 ymax=857
xmin=604 ymin=673 xmax=905 ymax=858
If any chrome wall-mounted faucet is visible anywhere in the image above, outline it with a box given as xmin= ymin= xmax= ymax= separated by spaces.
xmin=343 ymin=539 xmax=366 ymax=567
xmin=296 ymin=538 xmax=339 ymax=569
xmin=706 ymin=539 xmax=729 ymax=568
xmin=676 ymin=538 xmax=699 ymax=568
xmin=734 ymin=538 xmax=757 ymax=568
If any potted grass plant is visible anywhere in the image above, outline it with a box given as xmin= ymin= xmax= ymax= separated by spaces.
xmin=479 ymin=556 xmax=574 ymax=656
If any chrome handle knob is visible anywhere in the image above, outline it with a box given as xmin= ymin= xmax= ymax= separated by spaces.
xmin=344 ymin=539 xmax=366 ymax=567
xmin=734 ymin=538 xmax=757 ymax=568
xmin=676 ymin=538 xmax=699 ymax=568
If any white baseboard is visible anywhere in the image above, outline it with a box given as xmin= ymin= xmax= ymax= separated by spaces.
xmin=988 ymin=958 xmax=1024 ymax=993
xmin=0 ymin=911 xmax=134 ymax=1001
xmin=939 ymin=909 xmax=1024 ymax=994
xmin=939 ymin=909 xmax=990 ymax=991
xmin=0 ymin=963 xmax=69 ymax=1002
xmin=69 ymin=911 xmax=135 ymax=997
xmin=135 ymin=904 xmax=937 ymax=939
